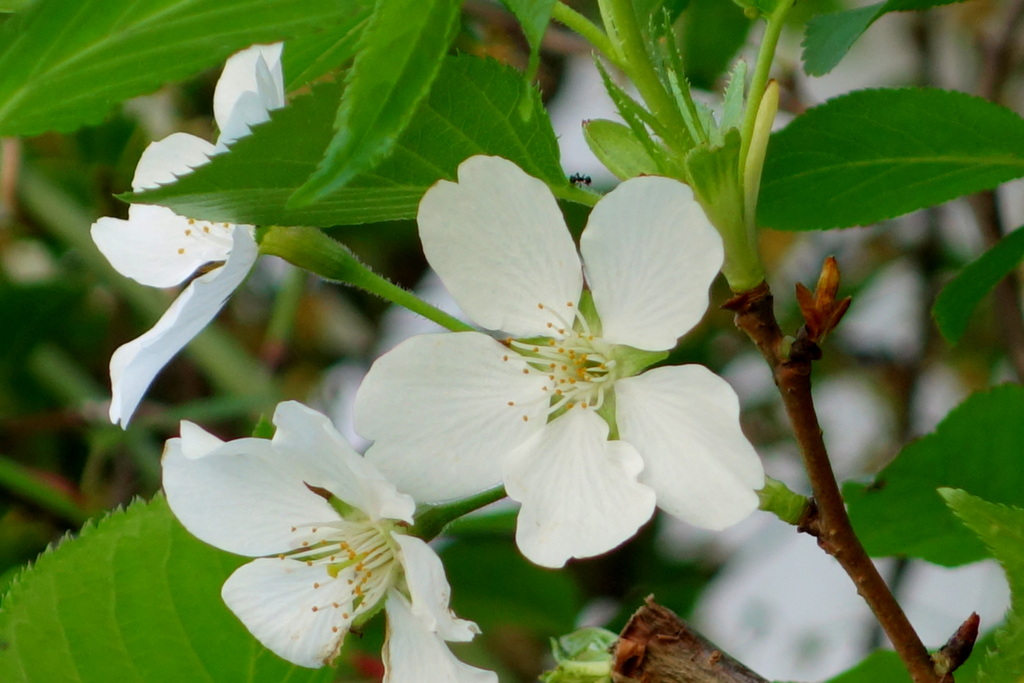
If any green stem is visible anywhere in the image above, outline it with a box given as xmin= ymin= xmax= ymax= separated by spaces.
xmin=409 ymin=486 xmax=507 ymax=541
xmin=259 ymin=225 xmax=473 ymax=333
xmin=757 ymin=476 xmax=811 ymax=526
xmin=0 ymin=454 xmax=90 ymax=526
xmin=603 ymin=0 xmax=692 ymax=154
xmin=739 ymin=2 xmax=791 ymax=173
xmin=551 ymin=2 xmax=623 ymax=68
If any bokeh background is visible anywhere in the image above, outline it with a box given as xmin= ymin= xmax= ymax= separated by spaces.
xmin=1 ymin=0 xmax=1021 ymax=679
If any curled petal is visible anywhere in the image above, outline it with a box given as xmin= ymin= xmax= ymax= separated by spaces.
xmin=580 ymin=176 xmax=722 ymax=350
xmin=418 ymin=156 xmax=583 ymax=336
xmin=356 ymin=332 xmax=547 ymax=502
xmin=383 ymin=590 xmax=496 ymax=683
xmin=214 ymin=43 xmax=285 ymax=150
xmin=108 ymin=227 xmax=257 ymax=426
xmin=162 ymin=422 xmax=339 ymax=557
xmin=504 ymin=409 xmax=656 ymax=568
xmin=132 ymin=132 xmax=216 ymax=191
xmin=395 ymin=535 xmax=479 ymax=643
xmin=91 ymin=204 xmax=234 ymax=288
xmin=616 ymin=365 xmax=764 ymax=529
xmin=270 ymin=401 xmax=415 ymax=524
xmin=222 ymin=558 xmax=353 ymax=669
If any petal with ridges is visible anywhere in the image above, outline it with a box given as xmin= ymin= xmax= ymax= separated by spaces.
xmin=108 ymin=227 xmax=258 ymax=426
xmin=615 ymin=365 xmax=764 ymax=529
xmin=395 ymin=535 xmax=479 ymax=642
xmin=91 ymin=204 xmax=235 ymax=288
xmin=356 ymin=332 xmax=547 ymax=502
xmin=383 ymin=590 xmax=497 ymax=683
xmin=162 ymin=424 xmax=339 ymax=557
xmin=418 ymin=156 xmax=582 ymax=336
xmin=504 ymin=409 xmax=656 ymax=568
xmin=580 ymin=176 xmax=722 ymax=350
xmin=222 ymin=558 xmax=353 ymax=669
xmin=271 ymin=401 xmax=415 ymax=523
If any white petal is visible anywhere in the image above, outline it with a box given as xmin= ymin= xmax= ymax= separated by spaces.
xmin=132 ymin=132 xmax=216 ymax=191
xmin=222 ymin=558 xmax=353 ymax=669
xmin=162 ymin=423 xmax=340 ymax=557
xmin=356 ymin=332 xmax=547 ymax=502
xmin=503 ymin=409 xmax=656 ymax=568
xmin=383 ymin=590 xmax=497 ymax=683
xmin=214 ymin=43 xmax=285 ymax=149
xmin=580 ymin=176 xmax=722 ymax=350
xmin=270 ymin=401 xmax=415 ymax=524
xmin=91 ymin=205 xmax=235 ymax=288
xmin=417 ymin=156 xmax=583 ymax=336
xmin=615 ymin=365 xmax=764 ymax=529
xmin=108 ymin=228 xmax=258 ymax=426
xmin=395 ymin=535 xmax=479 ymax=643
xmin=178 ymin=419 xmax=224 ymax=458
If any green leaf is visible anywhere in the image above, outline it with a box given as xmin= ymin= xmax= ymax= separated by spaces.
xmin=290 ymin=0 xmax=459 ymax=205
xmin=0 ymin=0 xmax=364 ymax=136
xmin=0 ymin=495 xmax=332 ymax=682
xmin=281 ymin=3 xmax=373 ymax=91
xmin=681 ymin=0 xmax=751 ymax=90
xmin=803 ymin=0 xmax=969 ymax=76
xmin=933 ymin=227 xmax=1024 ymax=345
xmin=846 ymin=384 xmax=1024 ymax=566
xmin=582 ymin=119 xmax=660 ymax=179
xmin=132 ymin=55 xmax=570 ymax=226
xmin=499 ymin=0 xmax=556 ymax=82
xmin=942 ymin=489 xmax=1024 ymax=681
xmin=759 ymin=88 xmax=1024 ymax=231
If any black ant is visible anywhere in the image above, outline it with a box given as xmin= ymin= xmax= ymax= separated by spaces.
xmin=569 ymin=172 xmax=592 ymax=187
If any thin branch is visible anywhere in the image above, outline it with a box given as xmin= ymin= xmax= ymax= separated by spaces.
xmin=723 ymin=280 xmax=941 ymax=683
xmin=612 ymin=597 xmax=768 ymax=683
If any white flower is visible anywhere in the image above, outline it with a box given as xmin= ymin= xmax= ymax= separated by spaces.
xmin=162 ymin=400 xmax=495 ymax=681
xmin=354 ymin=155 xmax=765 ymax=568
xmin=91 ymin=43 xmax=285 ymax=426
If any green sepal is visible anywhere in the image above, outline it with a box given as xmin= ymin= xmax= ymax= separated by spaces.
xmin=596 ymin=390 xmax=619 ymax=441
xmin=611 ymin=345 xmax=668 ymax=378
xmin=251 ymin=415 xmax=275 ymax=439
xmin=582 ymin=119 xmax=661 ymax=180
xmin=540 ymin=627 xmax=616 ymax=683
xmin=720 ymin=60 xmax=748 ymax=132
xmin=684 ymin=130 xmax=764 ymax=291
xmin=576 ymin=290 xmax=603 ymax=337
xmin=757 ymin=477 xmax=811 ymax=525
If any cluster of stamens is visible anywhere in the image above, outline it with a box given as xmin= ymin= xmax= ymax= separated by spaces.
xmin=503 ymin=302 xmax=616 ymax=422
xmin=175 ymin=218 xmax=234 ymax=256
xmin=281 ymin=519 xmax=399 ymax=624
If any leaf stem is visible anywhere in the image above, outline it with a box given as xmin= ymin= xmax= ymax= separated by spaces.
xmin=724 ymin=282 xmax=940 ymax=683
xmin=602 ymin=0 xmax=692 ymax=154
xmin=258 ymin=225 xmax=473 ymax=333
xmin=551 ymin=2 xmax=623 ymax=68
xmin=739 ymin=2 xmax=790 ymax=174
xmin=408 ymin=486 xmax=507 ymax=541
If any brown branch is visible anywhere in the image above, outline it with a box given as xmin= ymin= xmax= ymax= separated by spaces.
xmin=723 ymin=279 xmax=942 ymax=683
xmin=612 ymin=597 xmax=768 ymax=683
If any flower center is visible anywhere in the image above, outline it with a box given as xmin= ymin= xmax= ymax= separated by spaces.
xmin=175 ymin=217 xmax=235 ymax=258
xmin=283 ymin=519 xmax=401 ymax=621
xmin=503 ymin=301 xmax=618 ymax=422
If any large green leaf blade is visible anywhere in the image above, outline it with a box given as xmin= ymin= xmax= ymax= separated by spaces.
xmin=933 ymin=226 xmax=1024 ymax=345
xmin=759 ymin=88 xmax=1024 ymax=231
xmin=290 ymin=0 xmax=459 ymax=205
xmin=802 ymin=0 xmax=967 ymax=77
xmin=0 ymin=0 xmax=365 ymax=137
xmin=132 ymin=56 xmax=574 ymax=226
xmin=0 ymin=495 xmax=333 ymax=682
xmin=845 ymin=384 xmax=1024 ymax=566
xmin=942 ymin=489 xmax=1024 ymax=681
